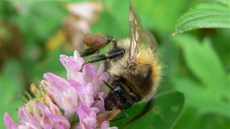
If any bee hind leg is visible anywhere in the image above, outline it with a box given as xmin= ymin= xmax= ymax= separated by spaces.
xmin=80 ymin=36 xmax=117 ymax=57
xmin=106 ymin=36 xmax=117 ymax=48
xmin=80 ymin=48 xmax=98 ymax=57
xmin=79 ymin=48 xmax=125 ymax=72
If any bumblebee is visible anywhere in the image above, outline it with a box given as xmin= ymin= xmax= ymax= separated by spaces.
xmin=80 ymin=5 xmax=161 ymax=127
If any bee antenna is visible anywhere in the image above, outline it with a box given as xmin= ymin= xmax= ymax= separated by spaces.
xmin=103 ymin=80 xmax=115 ymax=92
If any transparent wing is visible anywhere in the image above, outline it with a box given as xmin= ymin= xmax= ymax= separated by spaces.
xmin=140 ymin=30 xmax=158 ymax=54
xmin=129 ymin=5 xmax=141 ymax=63
xmin=129 ymin=5 xmax=157 ymax=65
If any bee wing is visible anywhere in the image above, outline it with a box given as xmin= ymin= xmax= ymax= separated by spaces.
xmin=129 ymin=5 xmax=141 ymax=63
xmin=140 ymin=30 xmax=158 ymax=54
xmin=129 ymin=5 xmax=157 ymax=64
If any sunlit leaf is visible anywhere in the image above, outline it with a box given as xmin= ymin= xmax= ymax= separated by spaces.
xmin=112 ymin=91 xmax=185 ymax=129
xmin=46 ymin=30 xmax=65 ymax=52
xmin=175 ymin=3 xmax=230 ymax=34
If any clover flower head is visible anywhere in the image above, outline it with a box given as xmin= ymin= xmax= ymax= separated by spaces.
xmin=4 ymin=51 xmax=117 ymax=129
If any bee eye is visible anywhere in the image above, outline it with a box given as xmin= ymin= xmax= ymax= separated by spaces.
xmin=120 ymin=93 xmax=133 ymax=104
xmin=126 ymin=98 xmax=133 ymax=105
xmin=112 ymin=86 xmax=134 ymax=108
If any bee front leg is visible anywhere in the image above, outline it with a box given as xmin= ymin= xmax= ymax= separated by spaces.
xmin=79 ymin=48 xmax=125 ymax=72
xmin=110 ymin=110 xmax=128 ymax=122
xmin=123 ymin=98 xmax=154 ymax=129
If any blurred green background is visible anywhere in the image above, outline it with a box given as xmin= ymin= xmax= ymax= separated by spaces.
xmin=0 ymin=0 xmax=229 ymax=129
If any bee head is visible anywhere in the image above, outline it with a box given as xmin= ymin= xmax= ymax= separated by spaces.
xmin=104 ymin=86 xmax=134 ymax=111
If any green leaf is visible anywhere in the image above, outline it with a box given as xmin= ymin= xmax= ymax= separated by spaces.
xmin=175 ymin=3 xmax=230 ymax=34
xmin=173 ymin=35 xmax=229 ymax=89
xmin=173 ymin=77 xmax=230 ymax=118
xmin=112 ymin=91 xmax=185 ymax=129
xmin=173 ymin=34 xmax=230 ymax=118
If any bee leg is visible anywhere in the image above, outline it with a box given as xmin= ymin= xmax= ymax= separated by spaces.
xmin=79 ymin=48 xmax=124 ymax=72
xmin=103 ymin=80 xmax=129 ymax=122
xmin=110 ymin=110 xmax=128 ymax=122
xmin=96 ymin=50 xmax=100 ymax=56
xmin=80 ymin=48 xmax=98 ymax=57
xmin=122 ymin=98 xmax=154 ymax=129
xmin=107 ymin=36 xmax=117 ymax=49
